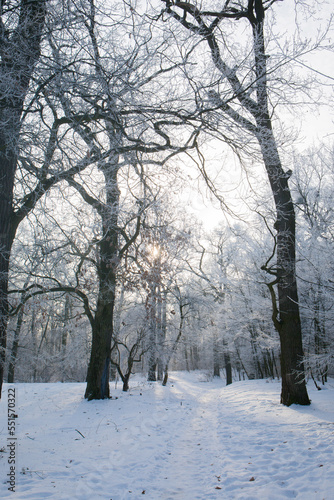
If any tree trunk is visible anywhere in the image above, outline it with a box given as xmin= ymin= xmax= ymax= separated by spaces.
xmin=0 ymin=217 xmax=12 ymax=394
xmin=7 ymin=298 xmax=26 ymax=383
xmin=250 ymin=2 xmax=309 ymax=406
xmin=7 ymin=313 xmax=21 ymax=383
xmin=123 ymin=373 xmax=130 ymax=392
xmin=257 ymin=133 xmax=310 ymax=404
xmin=157 ymin=287 xmax=166 ymax=381
xmin=213 ymin=331 xmax=220 ymax=377
xmin=147 ymin=283 xmax=158 ymax=382
xmin=84 ymin=298 xmax=114 ymax=400
xmin=223 ymin=338 xmax=232 ymax=385
xmin=224 ymin=351 xmax=232 ymax=386
xmin=162 ymin=365 xmax=169 ymax=386
xmin=84 ymin=243 xmax=117 ymax=400
xmin=84 ymin=158 xmax=119 ymax=400
xmin=0 ymin=131 xmax=17 ymax=392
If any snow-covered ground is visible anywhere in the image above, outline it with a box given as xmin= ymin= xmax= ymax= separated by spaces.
xmin=1 ymin=372 xmax=333 ymax=499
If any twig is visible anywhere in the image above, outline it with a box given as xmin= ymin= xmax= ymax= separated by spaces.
xmin=75 ymin=429 xmax=85 ymax=438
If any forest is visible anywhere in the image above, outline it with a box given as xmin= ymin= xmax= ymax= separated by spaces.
xmin=0 ymin=0 xmax=333 ymax=408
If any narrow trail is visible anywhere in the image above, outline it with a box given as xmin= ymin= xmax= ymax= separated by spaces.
xmin=150 ymin=378 xmax=227 ymax=499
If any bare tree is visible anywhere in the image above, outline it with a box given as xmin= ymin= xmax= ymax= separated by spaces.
xmin=5 ymin=0 xmax=200 ymax=399
xmin=110 ymin=328 xmax=148 ymax=392
xmin=158 ymin=0 xmax=313 ymax=405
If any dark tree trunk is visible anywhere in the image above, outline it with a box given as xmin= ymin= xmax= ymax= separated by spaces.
xmin=0 ymin=0 xmax=46 ymax=397
xmin=85 ymin=298 xmax=114 ymax=400
xmin=0 ymin=131 xmax=17 ymax=393
xmin=224 ymin=350 xmax=232 ymax=386
xmin=147 ymin=320 xmax=157 ymax=381
xmin=250 ymin=2 xmax=310 ymax=406
xmin=60 ymin=295 xmax=70 ymax=382
xmin=84 ymin=159 xmax=119 ymax=400
xmin=147 ymin=284 xmax=158 ymax=382
xmin=157 ymin=288 xmax=167 ymax=381
xmin=7 ymin=299 xmax=25 ymax=383
xmin=0 ymin=211 xmax=12 ymax=394
xmin=213 ymin=331 xmax=220 ymax=377
xmin=213 ymin=362 xmax=220 ymax=378
xmin=249 ymin=325 xmax=263 ymax=379
xmin=123 ymin=373 xmax=130 ymax=392
xmin=313 ymin=289 xmax=328 ymax=384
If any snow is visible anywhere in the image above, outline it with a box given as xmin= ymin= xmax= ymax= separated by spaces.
xmin=1 ymin=372 xmax=334 ymax=499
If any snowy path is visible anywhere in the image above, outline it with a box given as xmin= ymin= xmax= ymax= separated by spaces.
xmin=129 ymin=375 xmax=334 ymax=500
xmin=1 ymin=373 xmax=334 ymax=499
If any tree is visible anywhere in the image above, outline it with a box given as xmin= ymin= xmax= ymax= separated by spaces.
xmin=0 ymin=0 xmax=202 ymax=399
xmin=0 ymin=0 xmax=47 ymax=396
xmin=159 ymin=0 xmax=312 ymax=405
xmin=62 ymin=2 xmax=198 ymax=399
xmin=110 ymin=328 xmax=148 ymax=392
xmin=1 ymin=0 xmax=104 ymax=395
xmin=6 ymin=0 xmax=201 ymax=399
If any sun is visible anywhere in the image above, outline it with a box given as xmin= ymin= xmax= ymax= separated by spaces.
xmin=151 ymin=245 xmax=160 ymax=258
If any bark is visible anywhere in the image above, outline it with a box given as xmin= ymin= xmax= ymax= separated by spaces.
xmin=147 ymin=283 xmax=158 ymax=382
xmin=84 ymin=293 xmax=115 ymax=400
xmin=313 ymin=282 xmax=328 ymax=383
xmin=84 ymin=158 xmax=119 ymax=400
xmin=0 ymin=0 xmax=46 ymax=397
xmin=122 ymin=373 xmax=130 ymax=392
xmin=7 ymin=302 xmax=24 ymax=383
xmin=224 ymin=351 xmax=232 ymax=386
xmin=7 ymin=267 xmax=33 ymax=382
xmin=223 ymin=338 xmax=232 ymax=385
xmin=184 ymin=344 xmax=190 ymax=371
xmin=162 ymin=368 xmax=168 ymax=387
xmin=250 ymin=3 xmax=309 ymax=405
xmin=60 ymin=294 xmax=70 ymax=382
xmin=157 ymin=287 xmax=167 ymax=381
xmin=213 ymin=331 xmax=220 ymax=377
